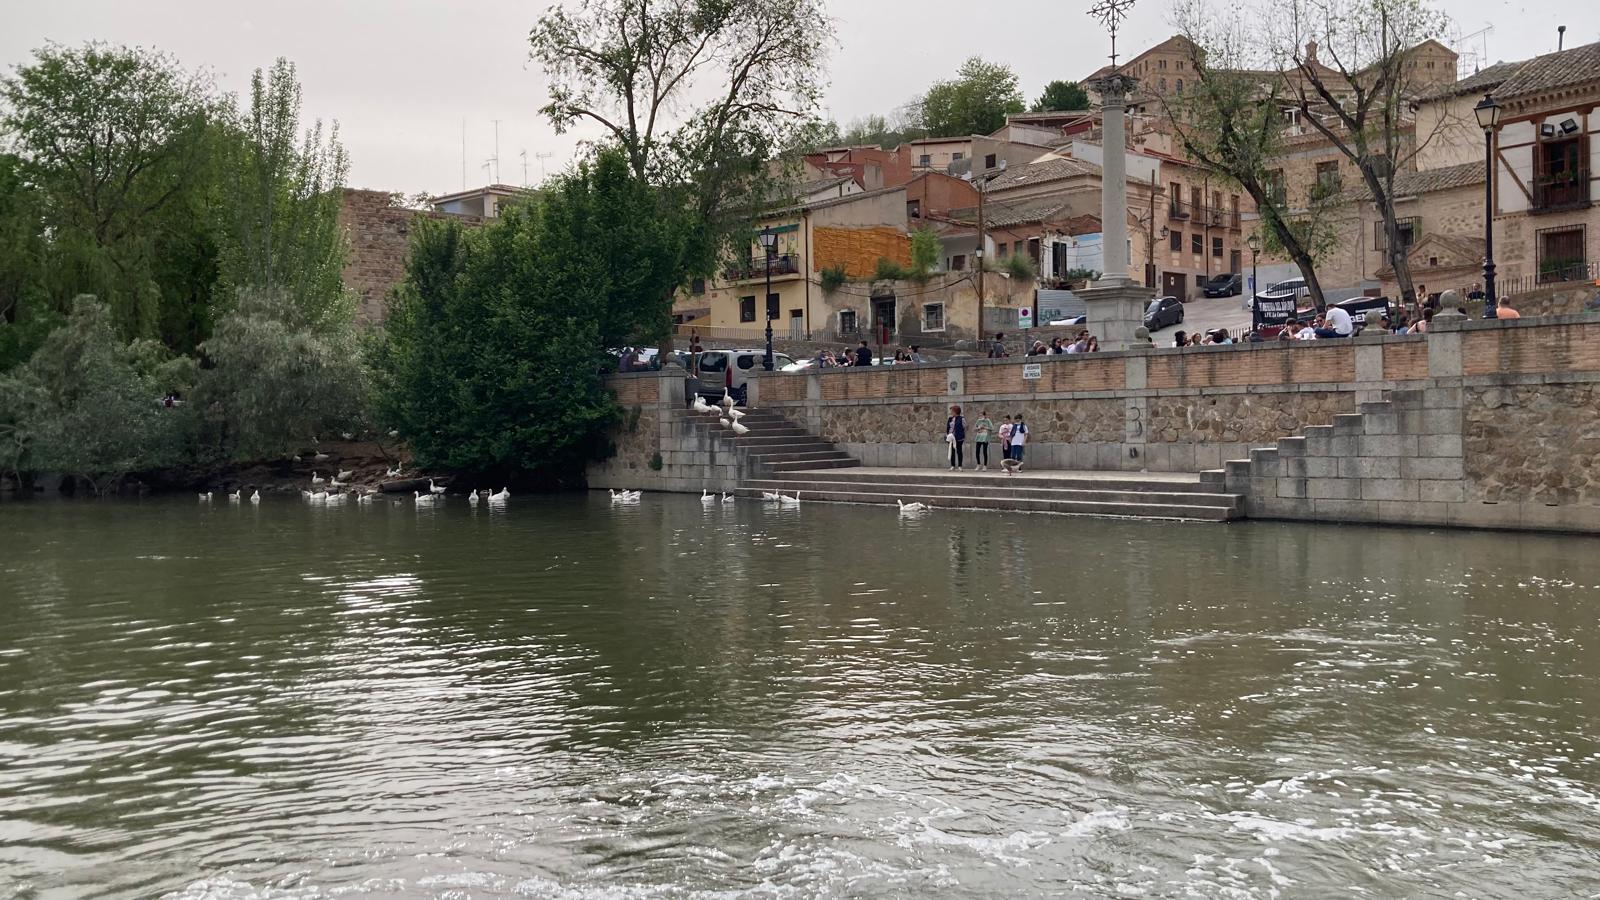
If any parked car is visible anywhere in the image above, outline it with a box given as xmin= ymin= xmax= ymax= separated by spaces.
xmin=1202 ymin=272 xmax=1242 ymax=298
xmin=693 ymin=349 xmax=797 ymax=401
xmin=1144 ymin=295 xmax=1185 ymax=331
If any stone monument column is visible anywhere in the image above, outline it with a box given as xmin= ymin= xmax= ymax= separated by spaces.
xmin=1079 ymin=72 xmax=1151 ymax=351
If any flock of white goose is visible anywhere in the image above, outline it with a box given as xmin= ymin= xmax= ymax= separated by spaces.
xmin=199 ymin=465 xmax=511 ymax=507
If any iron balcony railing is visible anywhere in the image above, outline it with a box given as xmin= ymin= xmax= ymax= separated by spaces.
xmin=1532 ymin=163 xmax=1591 ymax=213
xmin=723 ymin=253 xmax=802 ymax=282
xmin=1167 ymin=200 xmax=1241 ymax=229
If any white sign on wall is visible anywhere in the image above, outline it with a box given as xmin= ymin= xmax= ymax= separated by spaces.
xmin=1022 ymin=363 xmax=1043 ymax=380
xmin=1018 ymin=308 xmax=1033 ymax=329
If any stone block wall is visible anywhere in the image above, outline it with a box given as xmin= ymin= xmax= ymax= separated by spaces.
xmin=339 ymin=189 xmax=483 ymax=326
xmin=587 ymin=372 xmax=753 ymax=494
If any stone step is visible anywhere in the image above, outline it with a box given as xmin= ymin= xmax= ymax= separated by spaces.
xmin=733 ymin=487 xmax=1239 ymax=521
xmin=730 ymin=436 xmax=827 ymax=449
xmin=764 ymin=458 xmax=861 ymax=473
xmin=755 ymin=467 xmax=1228 ymax=494
xmin=745 ymin=449 xmax=853 ymax=462
xmin=744 ymin=478 xmax=1242 ymax=510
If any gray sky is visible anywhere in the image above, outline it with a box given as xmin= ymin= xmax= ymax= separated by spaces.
xmin=2 ymin=0 xmax=1588 ymax=196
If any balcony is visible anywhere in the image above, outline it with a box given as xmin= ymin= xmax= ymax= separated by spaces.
xmin=1532 ymin=164 xmax=1591 ymax=213
xmin=723 ymin=253 xmax=802 ymax=283
xmin=1167 ymin=200 xmax=1241 ymax=229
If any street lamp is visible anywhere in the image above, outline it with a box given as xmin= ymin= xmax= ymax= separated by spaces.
xmin=759 ymin=227 xmax=778 ymax=370
xmin=1474 ymin=93 xmax=1501 ymax=319
xmin=1246 ymin=232 xmax=1262 ymax=334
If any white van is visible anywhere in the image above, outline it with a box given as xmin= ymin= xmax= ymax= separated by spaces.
xmin=693 ymin=349 xmax=796 ymax=401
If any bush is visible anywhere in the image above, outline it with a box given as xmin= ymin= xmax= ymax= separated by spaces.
xmin=820 ymin=263 xmax=847 ymax=295
xmin=0 ymin=297 xmax=192 ymax=492
xmin=874 ymin=257 xmax=908 ymax=281
xmin=1004 ymin=253 xmax=1037 ymax=280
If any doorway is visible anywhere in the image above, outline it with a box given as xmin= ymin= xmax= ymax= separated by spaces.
xmin=872 ymin=297 xmax=896 ymax=345
xmin=789 ymin=309 xmax=804 ymax=339
xmin=1162 ymin=272 xmax=1188 ymax=299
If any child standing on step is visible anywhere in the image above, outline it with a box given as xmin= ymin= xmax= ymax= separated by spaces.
xmin=1006 ymin=414 xmax=1029 ymax=474
xmin=998 ymin=415 xmax=1014 ymax=467
xmin=972 ymin=410 xmax=994 ymax=471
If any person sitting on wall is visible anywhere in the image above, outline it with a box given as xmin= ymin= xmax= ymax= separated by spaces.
xmin=1315 ymin=304 xmax=1354 ymax=339
xmin=855 ymin=340 xmax=873 ymax=368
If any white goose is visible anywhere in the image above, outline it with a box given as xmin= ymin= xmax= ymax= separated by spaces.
xmin=385 ymin=465 xmax=404 ymax=478
xmin=313 ymin=452 xmax=330 ymax=462
xmin=198 ymin=492 xmax=213 ymax=502
xmin=897 ymin=499 xmax=932 ymax=514
xmin=730 ymin=420 xmax=749 ymax=435
xmin=727 ymin=408 xmax=746 ymax=421
xmin=228 ymin=489 xmax=241 ymax=503
xmin=310 ymin=471 xmax=326 ymax=486
xmin=610 ymin=489 xmax=641 ymax=503
xmin=701 ymin=489 xmax=717 ymax=506
xmin=488 ymin=487 xmax=510 ymax=502
xmin=779 ymin=491 xmax=802 ymax=506
xmin=249 ymin=490 xmax=261 ymax=504
xmin=357 ymin=491 xmax=375 ymax=504
xmin=468 ymin=491 xmax=480 ymax=506
xmin=691 ymin=395 xmax=715 ymax=414
xmin=720 ymin=389 xmax=735 ymax=410
xmin=336 ymin=469 xmax=353 ymax=481
xmin=429 ymin=478 xmax=446 ymax=495
xmin=308 ymin=490 xmax=330 ymax=503
xmin=414 ymin=490 xmax=440 ymax=504
xmin=324 ymin=491 xmax=347 ymax=505
xmin=760 ymin=490 xmax=784 ymax=502
xmin=329 ymin=477 xmax=346 ymax=489
xmin=721 ymin=492 xmax=735 ymax=503
xmin=719 ymin=416 xmax=732 ymax=428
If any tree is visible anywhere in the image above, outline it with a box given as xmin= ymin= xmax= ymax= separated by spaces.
xmin=0 ymin=297 xmax=192 ymax=493
xmin=193 ymin=288 xmax=366 ymax=461
xmin=217 ymin=59 xmax=352 ymax=330
xmin=1162 ymin=4 xmax=1334 ymax=307
xmin=840 ymin=109 xmax=927 ymax=149
xmin=529 ymin=0 xmax=832 ymax=243
xmin=919 ymin=57 xmax=1025 ymax=138
xmin=0 ymin=153 xmax=56 ymax=370
xmin=909 ymin=227 xmax=940 ymax=282
xmin=0 ymin=43 xmax=225 ymax=341
xmin=1032 ymin=80 xmax=1090 ymax=112
xmin=372 ymin=150 xmax=688 ymax=481
xmin=1271 ymin=0 xmax=1450 ymax=307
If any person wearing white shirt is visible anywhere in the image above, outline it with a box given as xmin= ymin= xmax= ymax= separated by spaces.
xmin=1316 ymin=305 xmax=1354 ymax=338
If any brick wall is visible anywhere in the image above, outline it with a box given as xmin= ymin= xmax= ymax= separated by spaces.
xmin=339 ymin=189 xmax=483 ymax=326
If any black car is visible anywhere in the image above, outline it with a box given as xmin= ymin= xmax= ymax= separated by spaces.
xmin=1144 ymin=295 xmax=1185 ymax=331
xmin=1202 ymin=272 xmax=1243 ymax=297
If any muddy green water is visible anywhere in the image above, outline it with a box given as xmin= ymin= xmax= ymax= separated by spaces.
xmin=2 ymin=495 xmax=1599 ymax=898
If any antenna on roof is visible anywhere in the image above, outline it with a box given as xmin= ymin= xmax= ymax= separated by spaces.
xmin=490 ymin=119 xmax=502 ymax=184
xmin=461 ymin=119 xmax=467 ymax=191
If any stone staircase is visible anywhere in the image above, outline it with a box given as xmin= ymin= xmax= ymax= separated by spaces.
xmin=739 ymin=467 xmax=1244 ymax=522
xmin=679 ymin=408 xmax=860 ymax=475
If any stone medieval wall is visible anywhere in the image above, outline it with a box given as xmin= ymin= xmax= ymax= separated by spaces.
xmin=339 ymin=189 xmax=483 ymax=326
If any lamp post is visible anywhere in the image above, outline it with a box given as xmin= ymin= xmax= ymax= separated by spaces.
xmin=1246 ymin=232 xmax=1262 ymax=334
xmin=1474 ymin=94 xmax=1501 ymax=319
xmin=759 ymin=227 xmax=777 ymax=370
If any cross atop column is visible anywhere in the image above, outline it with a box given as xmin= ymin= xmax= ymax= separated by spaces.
xmin=1088 ymin=0 xmax=1137 ymax=71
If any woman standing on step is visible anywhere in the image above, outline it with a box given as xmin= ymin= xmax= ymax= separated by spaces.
xmin=946 ymin=405 xmax=967 ymax=470
xmin=972 ymin=410 xmax=994 ymax=471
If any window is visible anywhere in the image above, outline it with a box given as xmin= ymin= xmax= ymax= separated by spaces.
xmin=951 ymin=254 xmax=967 ymax=271
xmin=1373 ymin=217 xmax=1421 ymax=252
xmin=766 ymin=293 xmax=780 ymax=321
xmin=1537 ymin=225 xmax=1587 ymax=282
xmin=1159 ymin=59 xmax=1168 ymax=70
xmin=952 ymin=152 xmax=965 ymax=161
xmin=1533 ymin=136 xmax=1588 ymax=211
xmin=698 ymin=352 xmax=727 ymax=373
xmin=1159 ymin=77 xmax=1167 ymax=92
xmin=1175 ymin=79 xmax=1183 ymax=95
xmin=1265 ymin=169 xmax=1287 ymax=206
xmin=1212 ymin=236 xmax=1224 ymax=258
xmin=839 ymin=309 xmax=859 ymax=333
xmin=1170 ymin=230 xmax=1182 ymax=251
xmin=1191 ymin=233 xmax=1203 ymax=254
xmin=923 ymin=303 xmax=945 ymax=331
xmin=997 ymin=243 xmax=1009 ymax=257
xmin=907 ymin=199 xmax=921 ymax=219
xmin=1177 ymin=60 xmax=1185 ymax=70
xmin=739 ymin=296 xmax=756 ymax=322
xmin=984 ymin=153 xmax=997 ymax=169
xmin=736 ymin=354 xmax=757 ymax=370
xmin=919 ymin=154 xmax=932 ymax=166
xmin=690 ymin=277 xmax=706 ymax=294
xmin=1315 ymin=160 xmax=1340 ymax=196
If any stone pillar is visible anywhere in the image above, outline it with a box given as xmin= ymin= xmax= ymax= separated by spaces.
xmin=1078 ymin=281 xmax=1150 ymax=350
xmin=1091 ymin=72 xmax=1137 ymax=287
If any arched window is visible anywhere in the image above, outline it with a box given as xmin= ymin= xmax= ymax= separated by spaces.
xmin=1175 ymin=79 xmax=1184 ymax=95
xmin=1159 ymin=77 xmax=1167 ymax=91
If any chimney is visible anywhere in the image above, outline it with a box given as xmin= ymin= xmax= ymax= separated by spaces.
xmin=1305 ymin=40 xmax=1319 ymax=65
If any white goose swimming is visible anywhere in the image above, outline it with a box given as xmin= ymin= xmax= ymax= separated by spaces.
xmin=249 ymin=490 xmax=261 ymax=504
xmin=468 ymin=490 xmax=480 ymax=506
xmin=429 ymin=478 xmax=446 ymax=495
xmin=610 ymin=489 xmax=642 ymax=503
xmin=897 ymin=499 xmax=932 ymax=514
xmin=414 ymin=490 xmax=440 ymax=504
xmin=198 ymin=492 xmax=213 ymax=502
xmin=488 ymin=487 xmax=510 ymax=502
xmin=701 ymin=489 xmax=717 ymax=505
xmin=228 ymin=489 xmax=241 ymax=502
xmin=778 ymin=491 xmax=801 ymax=506
xmin=721 ymin=492 xmax=735 ymax=503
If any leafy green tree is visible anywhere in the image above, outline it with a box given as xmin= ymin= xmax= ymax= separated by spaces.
xmin=374 ymin=150 xmax=687 ymax=481
xmin=0 ymin=153 xmax=57 ymax=370
xmin=0 ymin=43 xmax=225 ymax=341
xmin=840 ymin=111 xmax=927 ymax=149
xmin=1032 ymin=80 xmax=1090 ymax=112
xmin=217 ymin=59 xmax=352 ymax=329
xmin=919 ymin=57 xmax=1025 ymax=138
xmin=0 ymin=297 xmax=192 ymax=493
xmin=531 ymin=0 xmax=832 ymax=281
xmin=194 ymin=288 xmax=366 ymax=461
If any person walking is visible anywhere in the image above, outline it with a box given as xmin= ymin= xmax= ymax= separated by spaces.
xmin=989 ymin=333 xmax=1008 ymax=358
xmin=972 ymin=410 xmax=994 ymax=471
xmin=946 ymin=405 xmax=967 ymax=470
xmin=1006 ymin=414 xmax=1029 ymax=474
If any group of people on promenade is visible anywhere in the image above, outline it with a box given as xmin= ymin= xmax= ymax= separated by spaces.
xmin=944 ymin=406 xmax=1028 ymax=474
xmin=1024 ymin=331 xmax=1101 ymax=356
xmin=810 ymin=341 xmax=928 ymax=368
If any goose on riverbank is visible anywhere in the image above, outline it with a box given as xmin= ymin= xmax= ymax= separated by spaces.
xmin=313 ymin=452 xmax=329 ymax=462
xmin=691 ymin=395 xmax=715 ymax=414
xmin=429 ymin=478 xmax=446 ymax=495
xmin=310 ymin=472 xmax=326 ymax=486
xmin=720 ymin=389 xmax=735 ymax=410
xmin=336 ymin=469 xmax=353 ymax=481
xmin=730 ymin=420 xmax=749 ymax=435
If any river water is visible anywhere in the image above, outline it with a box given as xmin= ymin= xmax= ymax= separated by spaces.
xmin=2 ymin=495 xmax=1599 ymax=899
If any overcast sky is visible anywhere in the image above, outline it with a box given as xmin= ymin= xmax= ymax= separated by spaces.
xmin=2 ymin=0 xmax=1589 ymax=195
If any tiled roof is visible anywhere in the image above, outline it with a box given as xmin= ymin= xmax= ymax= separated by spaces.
xmin=1390 ymin=162 xmax=1483 ymax=197
xmin=986 ymin=157 xmax=1101 ymax=191
xmin=940 ymin=196 xmax=1101 ymax=232
xmin=1415 ymin=59 xmax=1525 ymax=102
xmin=1494 ymin=41 xmax=1600 ymax=99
